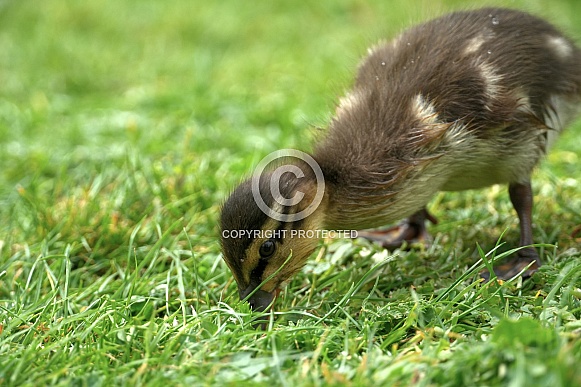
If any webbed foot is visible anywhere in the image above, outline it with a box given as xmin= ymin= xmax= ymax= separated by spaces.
xmin=480 ymin=247 xmax=541 ymax=281
xmin=481 ymin=181 xmax=542 ymax=281
xmin=357 ymin=208 xmax=438 ymax=250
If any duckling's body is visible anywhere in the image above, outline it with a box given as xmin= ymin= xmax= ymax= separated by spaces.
xmin=220 ymin=8 xmax=581 ymax=312
xmin=316 ymin=8 xmax=580 ymax=230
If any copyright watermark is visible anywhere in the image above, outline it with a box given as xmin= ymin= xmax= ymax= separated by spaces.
xmin=222 ymin=229 xmax=359 ymax=239
xmin=251 ymin=149 xmax=325 ymax=222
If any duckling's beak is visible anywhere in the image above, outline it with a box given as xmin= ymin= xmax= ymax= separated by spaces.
xmin=239 ymin=283 xmax=275 ymax=312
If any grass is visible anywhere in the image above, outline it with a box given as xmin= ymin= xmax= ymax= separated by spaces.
xmin=1 ymin=0 xmax=580 ymax=385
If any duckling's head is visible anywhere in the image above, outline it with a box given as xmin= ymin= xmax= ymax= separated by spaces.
xmin=220 ymin=158 xmax=326 ymax=312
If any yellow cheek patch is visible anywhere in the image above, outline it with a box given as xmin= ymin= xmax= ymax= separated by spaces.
xmin=259 ymin=228 xmax=323 ymax=292
xmin=240 ymin=197 xmax=327 ymax=291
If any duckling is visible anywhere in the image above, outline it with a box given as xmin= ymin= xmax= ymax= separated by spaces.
xmin=220 ymin=8 xmax=581 ymax=312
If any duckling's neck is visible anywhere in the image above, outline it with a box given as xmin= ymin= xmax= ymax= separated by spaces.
xmin=311 ymin=142 xmax=442 ymax=232
xmin=305 ymin=87 xmax=449 ymax=231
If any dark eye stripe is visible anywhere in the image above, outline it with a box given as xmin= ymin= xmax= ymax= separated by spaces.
xmin=251 ymin=258 xmax=268 ymax=280
xmin=233 ymin=222 xmax=284 ymax=263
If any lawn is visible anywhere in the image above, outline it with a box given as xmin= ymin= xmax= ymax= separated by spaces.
xmin=1 ymin=0 xmax=580 ymax=385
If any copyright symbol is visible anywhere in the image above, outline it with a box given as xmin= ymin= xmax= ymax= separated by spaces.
xmin=251 ymin=149 xmax=325 ymax=222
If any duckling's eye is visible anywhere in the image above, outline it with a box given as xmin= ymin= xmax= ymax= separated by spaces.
xmin=259 ymin=239 xmax=276 ymax=258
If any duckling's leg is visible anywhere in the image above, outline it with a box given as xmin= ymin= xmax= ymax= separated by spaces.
xmin=485 ymin=181 xmax=542 ymax=280
xmin=357 ymin=208 xmax=438 ymax=249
